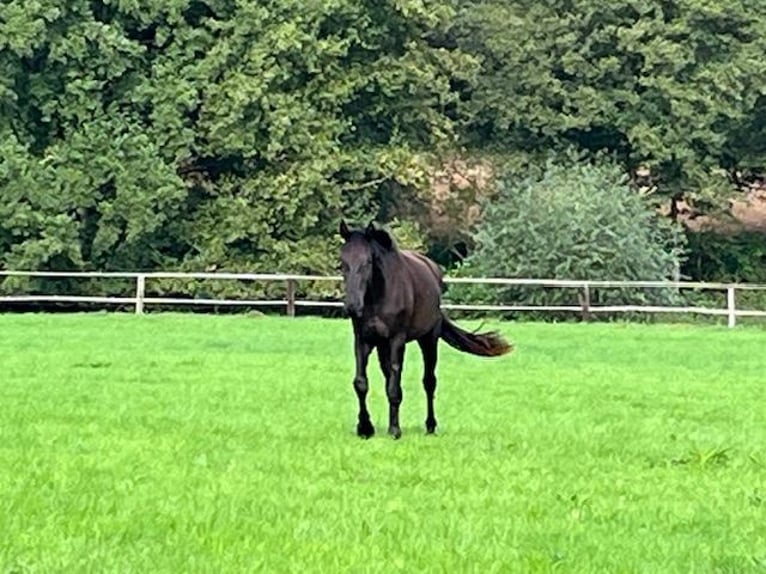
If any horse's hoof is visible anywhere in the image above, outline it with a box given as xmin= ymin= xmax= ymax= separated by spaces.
xmin=357 ymin=421 xmax=375 ymax=438
xmin=426 ymin=419 xmax=437 ymax=434
xmin=388 ymin=426 xmax=402 ymax=440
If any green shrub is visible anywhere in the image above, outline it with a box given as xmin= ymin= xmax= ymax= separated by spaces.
xmin=450 ymin=157 xmax=687 ymax=316
xmin=682 ymin=229 xmax=766 ymax=314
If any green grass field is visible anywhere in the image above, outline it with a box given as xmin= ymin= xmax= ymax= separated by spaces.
xmin=1 ymin=313 xmax=764 ymax=573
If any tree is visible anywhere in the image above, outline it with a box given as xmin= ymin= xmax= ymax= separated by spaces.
xmin=453 ymin=0 xmax=766 ymax=218
xmin=0 ymin=0 xmax=473 ymax=300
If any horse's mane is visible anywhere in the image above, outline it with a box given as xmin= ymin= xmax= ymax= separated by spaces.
xmin=346 ymin=226 xmax=397 ymax=301
xmin=341 ymin=222 xmax=402 ymax=292
xmin=367 ymin=227 xmax=399 ymax=256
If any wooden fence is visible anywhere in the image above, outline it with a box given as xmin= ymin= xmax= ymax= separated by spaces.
xmin=1 ymin=270 xmax=766 ymax=327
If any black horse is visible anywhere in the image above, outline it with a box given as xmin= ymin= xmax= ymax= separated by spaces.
xmin=339 ymin=220 xmax=512 ymax=439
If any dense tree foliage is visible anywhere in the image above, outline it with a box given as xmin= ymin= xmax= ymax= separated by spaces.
xmin=454 ymin=0 xmax=766 ymax=210
xmin=0 ymin=0 xmax=469 ymax=276
xmin=1 ymin=0 xmax=765 ymax=305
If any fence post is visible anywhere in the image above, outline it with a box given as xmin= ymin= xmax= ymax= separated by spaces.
xmin=135 ymin=274 xmax=145 ymax=315
xmin=286 ymin=279 xmax=296 ymax=317
xmin=727 ymin=286 xmax=736 ymax=328
xmin=579 ymin=283 xmax=591 ymax=322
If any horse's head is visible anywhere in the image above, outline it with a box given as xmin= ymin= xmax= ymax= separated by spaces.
xmin=338 ymin=220 xmax=393 ymax=317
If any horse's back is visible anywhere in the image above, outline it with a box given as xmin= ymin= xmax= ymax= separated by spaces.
xmin=398 ymin=251 xmax=444 ymax=339
xmin=402 ymin=251 xmax=445 ymax=293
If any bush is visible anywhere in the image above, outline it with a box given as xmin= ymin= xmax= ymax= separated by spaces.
xmin=684 ymin=230 xmax=766 ymax=284
xmin=450 ymin=157 xmax=687 ymax=315
xmin=681 ymin=229 xmax=766 ymax=314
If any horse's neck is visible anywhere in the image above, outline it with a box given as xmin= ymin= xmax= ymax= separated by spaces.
xmin=370 ymin=250 xmax=405 ymax=304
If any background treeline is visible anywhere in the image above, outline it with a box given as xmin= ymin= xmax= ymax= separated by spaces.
xmin=1 ymin=0 xmax=765 ymax=311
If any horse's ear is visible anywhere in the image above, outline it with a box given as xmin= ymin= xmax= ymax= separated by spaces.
xmin=366 ymin=221 xmax=393 ymax=250
xmin=339 ymin=220 xmax=351 ymax=240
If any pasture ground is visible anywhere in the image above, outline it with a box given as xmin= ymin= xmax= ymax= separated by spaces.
xmin=0 ymin=313 xmax=764 ymax=573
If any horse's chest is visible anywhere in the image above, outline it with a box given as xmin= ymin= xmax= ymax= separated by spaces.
xmin=360 ymin=317 xmax=391 ymax=339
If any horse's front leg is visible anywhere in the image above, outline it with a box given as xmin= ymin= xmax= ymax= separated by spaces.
xmin=353 ymin=334 xmax=375 ymax=438
xmin=378 ymin=336 xmax=406 ymax=439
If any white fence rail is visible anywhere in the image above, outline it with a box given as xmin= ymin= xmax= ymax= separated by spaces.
xmin=1 ymin=270 xmax=766 ymax=327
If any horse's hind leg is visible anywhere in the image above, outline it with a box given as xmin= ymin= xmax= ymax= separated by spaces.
xmin=418 ymin=330 xmax=439 ymax=434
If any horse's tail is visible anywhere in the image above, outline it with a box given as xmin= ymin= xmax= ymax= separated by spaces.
xmin=440 ymin=316 xmax=512 ymax=357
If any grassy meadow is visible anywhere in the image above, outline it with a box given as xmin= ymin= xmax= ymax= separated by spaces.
xmin=0 ymin=313 xmax=764 ymax=573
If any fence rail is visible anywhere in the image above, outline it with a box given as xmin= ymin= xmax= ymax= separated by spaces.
xmin=2 ymin=270 xmax=766 ymax=327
